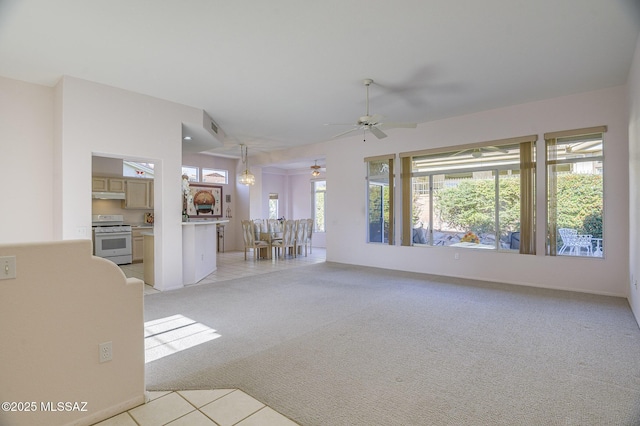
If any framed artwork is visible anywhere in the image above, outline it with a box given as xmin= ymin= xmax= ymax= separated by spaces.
xmin=187 ymin=183 xmax=223 ymax=218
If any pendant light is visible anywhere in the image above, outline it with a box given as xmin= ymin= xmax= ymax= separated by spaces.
xmin=238 ymin=144 xmax=255 ymax=186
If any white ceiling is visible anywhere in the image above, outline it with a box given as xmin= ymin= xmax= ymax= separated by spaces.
xmin=1 ymin=0 xmax=638 ymax=161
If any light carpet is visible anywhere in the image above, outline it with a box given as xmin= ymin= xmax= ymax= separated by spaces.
xmin=144 ymin=262 xmax=640 ymax=425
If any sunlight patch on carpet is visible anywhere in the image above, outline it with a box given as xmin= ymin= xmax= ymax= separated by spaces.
xmin=144 ymin=314 xmax=220 ymax=363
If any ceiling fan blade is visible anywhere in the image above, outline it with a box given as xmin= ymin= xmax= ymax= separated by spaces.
xmin=367 ymin=114 xmax=384 ymax=125
xmin=379 ymin=122 xmax=417 ymax=129
xmin=324 ymin=122 xmax=357 ymax=126
xmin=449 ymin=149 xmax=471 ymax=157
xmin=483 ymin=146 xmax=509 ymax=154
xmin=331 ymin=127 xmax=360 ymax=138
xmin=369 ymin=126 xmax=388 ymax=139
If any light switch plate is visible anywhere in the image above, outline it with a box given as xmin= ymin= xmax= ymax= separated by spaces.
xmin=0 ymin=256 xmax=16 ymax=280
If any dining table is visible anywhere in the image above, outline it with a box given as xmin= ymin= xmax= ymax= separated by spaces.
xmin=259 ymin=232 xmax=283 ymax=258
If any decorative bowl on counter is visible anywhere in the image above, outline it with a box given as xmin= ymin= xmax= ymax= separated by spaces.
xmin=144 ymin=212 xmax=154 ymax=224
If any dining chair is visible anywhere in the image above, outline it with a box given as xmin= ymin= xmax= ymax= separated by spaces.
xmin=305 ymin=218 xmax=314 ymax=254
xmin=295 ymin=219 xmax=308 ymax=256
xmin=242 ymin=220 xmax=270 ymax=260
xmin=267 ymin=219 xmax=282 ymax=235
xmin=271 ymin=219 xmax=296 ymax=258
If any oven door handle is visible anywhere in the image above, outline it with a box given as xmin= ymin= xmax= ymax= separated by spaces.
xmin=94 ymin=232 xmax=132 ymax=237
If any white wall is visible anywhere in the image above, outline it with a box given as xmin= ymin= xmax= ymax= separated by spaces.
xmin=334 ymin=86 xmax=629 ymax=296
xmin=55 ymin=76 xmax=206 ymax=291
xmin=256 ymin=86 xmax=630 ymax=297
xmin=628 ymin=33 xmax=640 ymax=322
xmin=253 ymin=167 xmax=327 ymax=248
xmin=262 ymin=170 xmax=287 ymax=218
xmin=0 ymin=77 xmax=54 ymax=243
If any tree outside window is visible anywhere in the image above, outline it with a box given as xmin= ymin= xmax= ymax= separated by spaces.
xmin=313 ymin=180 xmax=326 ymax=232
xmin=366 ymin=156 xmax=394 ymax=244
xmin=546 ymin=127 xmax=605 ymax=257
xmin=401 ymin=137 xmax=536 ymax=252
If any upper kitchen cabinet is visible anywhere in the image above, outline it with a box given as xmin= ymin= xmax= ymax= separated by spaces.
xmin=123 ymin=179 xmax=153 ymax=209
xmin=92 ymin=177 xmax=125 ymax=192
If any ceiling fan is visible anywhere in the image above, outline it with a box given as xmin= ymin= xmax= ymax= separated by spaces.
xmin=450 ymin=146 xmax=509 ymax=158
xmin=326 ymin=79 xmax=417 ymax=141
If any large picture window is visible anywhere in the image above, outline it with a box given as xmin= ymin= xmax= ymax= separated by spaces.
xmin=546 ymin=126 xmax=605 ymax=257
xmin=400 ymin=135 xmax=536 ymax=253
xmin=366 ymin=155 xmax=394 ymax=244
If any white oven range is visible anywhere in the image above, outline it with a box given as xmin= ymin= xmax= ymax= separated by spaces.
xmin=92 ymin=214 xmax=132 ymax=265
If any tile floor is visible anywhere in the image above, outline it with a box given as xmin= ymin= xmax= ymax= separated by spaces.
xmin=106 ymin=247 xmax=325 ymax=426
xmin=119 ymin=247 xmax=326 ymax=295
xmin=93 ymin=389 xmax=299 ymax=425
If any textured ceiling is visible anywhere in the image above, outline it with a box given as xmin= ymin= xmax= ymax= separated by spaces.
xmin=1 ymin=0 xmax=638 ymax=160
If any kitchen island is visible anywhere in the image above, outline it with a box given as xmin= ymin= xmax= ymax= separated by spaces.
xmin=182 ymin=219 xmax=229 ymax=285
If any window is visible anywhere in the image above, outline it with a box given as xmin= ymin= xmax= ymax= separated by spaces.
xmin=546 ymin=126 xmax=605 ymax=257
xmin=181 ymin=166 xmax=199 ymax=182
xmin=312 ymin=180 xmax=326 ymax=232
xmin=400 ymin=135 xmax=536 ymax=252
xmin=366 ymin=155 xmax=394 ymax=244
xmin=123 ymin=161 xmax=154 ymax=178
xmin=268 ymin=193 xmax=279 ymax=220
xmin=202 ymin=168 xmax=228 ymax=184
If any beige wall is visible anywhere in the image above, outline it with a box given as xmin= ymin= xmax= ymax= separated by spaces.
xmin=0 ymin=77 xmax=55 ymax=243
xmin=0 ymin=240 xmax=144 ymax=426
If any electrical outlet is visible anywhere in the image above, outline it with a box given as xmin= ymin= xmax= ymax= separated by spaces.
xmin=99 ymin=341 xmax=112 ymax=363
xmin=454 ymin=252 xmax=460 ymax=260
xmin=0 ymin=256 xmax=16 ymax=280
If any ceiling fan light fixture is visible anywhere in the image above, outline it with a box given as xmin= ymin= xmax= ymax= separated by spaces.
xmin=327 ymin=78 xmax=416 ymax=141
xmin=471 ymin=150 xmax=482 ymax=158
xmin=310 ymin=160 xmax=321 ymax=177
xmin=238 ymin=144 xmax=255 ymax=186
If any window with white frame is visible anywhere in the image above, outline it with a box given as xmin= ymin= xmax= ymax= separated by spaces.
xmin=123 ymin=161 xmax=155 ymax=178
xmin=268 ymin=193 xmax=279 ymax=220
xmin=312 ymin=180 xmax=326 ymax=232
xmin=202 ymin=168 xmax=228 ymax=184
xmin=181 ymin=166 xmax=199 ymax=182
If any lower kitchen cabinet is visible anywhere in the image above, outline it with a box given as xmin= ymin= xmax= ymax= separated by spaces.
xmin=132 ymin=228 xmax=146 ymax=263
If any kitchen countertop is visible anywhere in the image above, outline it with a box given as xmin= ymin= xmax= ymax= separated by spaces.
xmin=182 ymin=219 xmax=229 ymax=226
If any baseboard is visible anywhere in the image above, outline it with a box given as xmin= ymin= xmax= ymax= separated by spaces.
xmin=64 ymin=394 xmax=145 ymax=426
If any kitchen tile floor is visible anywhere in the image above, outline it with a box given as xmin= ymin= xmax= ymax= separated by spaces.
xmin=108 ymin=247 xmax=325 ymax=425
xmin=93 ymin=389 xmax=299 ymax=425
xmin=119 ymin=247 xmax=326 ymax=294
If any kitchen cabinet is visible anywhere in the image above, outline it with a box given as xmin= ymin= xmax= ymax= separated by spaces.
xmin=123 ymin=179 xmax=153 ymax=209
xmin=92 ymin=177 xmax=125 ymax=192
xmin=143 ymin=233 xmax=154 ymax=286
xmin=131 ymin=227 xmax=148 ymax=263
